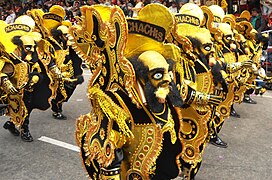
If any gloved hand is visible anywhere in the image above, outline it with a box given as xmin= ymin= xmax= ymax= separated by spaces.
xmin=227 ymin=60 xmax=253 ymax=73
xmin=28 ymin=75 xmax=40 ymax=88
xmin=207 ymin=94 xmax=223 ymax=106
xmin=241 ymin=60 xmax=253 ymax=68
xmin=263 ymin=76 xmax=272 ymax=83
xmin=195 ymin=92 xmax=222 ymax=106
xmin=49 ymin=65 xmax=62 ymax=80
xmin=2 ymin=78 xmax=18 ymax=94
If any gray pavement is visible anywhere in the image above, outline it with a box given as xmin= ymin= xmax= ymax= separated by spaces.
xmin=1 ymin=71 xmax=272 ymax=180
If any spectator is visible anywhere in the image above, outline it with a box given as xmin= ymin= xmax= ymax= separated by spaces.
xmin=87 ymin=0 xmax=97 ymax=5
xmin=132 ymin=0 xmax=143 ymax=17
xmin=250 ymin=8 xmax=268 ymax=33
xmin=5 ymin=10 xmax=16 ymax=24
xmin=104 ymin=0 xmax=111 ymax=6
xmin=261 ymin=0 xmax=272 ymax=16
xmin=14 ymin=4 xmax=24 ymax=16
xmin=71 ymin=1 xmax=81 ymax=17
xmin=44 ymin=0 xmax=55 ymax=10
xmin=143 ymin=0 xmax=151 ymax=6
xmin=248 ymin=0 xmax=261 ymax=12
xmin=169 ymin=2 xmax=178 ymax=13
xmin=178 ymin=0 xmax=188 ymax=9
xmin=162 ymin=0 xmax=168 ymax=7
xmin=240 ymin=0 xmax=248 ymax=12
xmin=0 ymin=3 xmax=3 ymax=14
xmin=189 ymin=0 xmax=200 ymax=6
xmin=119 ymin=0 xmax=133 ymax=17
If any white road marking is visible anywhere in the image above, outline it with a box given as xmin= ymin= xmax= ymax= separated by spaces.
xmin=38 ymin=136 xmax=80 ymax=152
xmin=76 ymin=99 xmax=83 ymax=101
xmin=38 ymin=92 xmax=272 ymax=153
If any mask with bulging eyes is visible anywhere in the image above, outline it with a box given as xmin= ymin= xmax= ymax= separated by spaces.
xmin=138 ymin=51 xmax=172 ymax=104
xmin=200 ymin=43 xmax=214 ymax=57
xmin=20 ymin=35 xmax=36 ymax=61
xmin=218 ymin=23 xmax=236 ymax=48
xmin=20 ymin=35 xmax=36 ymax=51
xmin=190 ymin=28 xmax=216 ymax=65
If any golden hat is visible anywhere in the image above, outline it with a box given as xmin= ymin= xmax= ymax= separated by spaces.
xmin=178 ymin=3 xmax=204 ymax=25
xmin=235 ymin=20 xmax=254 ymax=39
xmin=235 ymin=10 xmax=253 ymax=39
xmin=27 ymin=9 xmax=51 ymax=38
xmin=14 ymin=15 xmax=36 ymax=30
xmin=125 ymin=3 xmax=180 ymax=60
xmin=216 ymin=22 xmax=233 ymax=35
xmin=0 ymin=15 xmax=38 ymax=53
xmin=209 ymin=5 xmax=225 ymax=23
xmin=176 ymin=23 xmax=212 ymax=45
xmin=200 ymin=5 xmax=221 ymax=38
xmin=27 ymin=9 xmax=45 ymax=26
xmin=49 ymin=5 xmax=66 ymax=19
xmin=43 ymin=5 xmax=65 ymax=32
xmin=175 ymin=3 xmax=211 ymax=42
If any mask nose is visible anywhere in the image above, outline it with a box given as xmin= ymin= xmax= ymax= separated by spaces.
xmin=210 ymin=46 xmax=215 ymax=53
xmin=30 ymin=46 xmax=35 ymax=52
xmin=163 ymin=73 xmax=171 ymax=84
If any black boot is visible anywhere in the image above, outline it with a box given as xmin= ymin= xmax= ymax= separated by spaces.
xmin=52 ymin=112 xmax=67 ymax=120
xmin=51 ymin=99 xmax=67 ymax=120
xmin=209 ymin=135 xmax=228 ymax=148
xmin=3 ymin=121 xmax=20 ymax=136
xmin=230 ymin=106 xmax=240 ymax=118
xmin=20 ymin=116 xmax=33 ymax=142
xmin=21 ymin=129 xmax=33 ymax=142
xmin=243 ymin=96 xmax=257 ymax=104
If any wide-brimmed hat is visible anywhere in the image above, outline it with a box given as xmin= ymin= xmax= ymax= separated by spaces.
xmin=43 ymin=5 xmax=65 ymax=32
xmin=125 ymin=3 xmax=180 ymax=61
xmin=0 ymin=15 xmax=40 ymax=53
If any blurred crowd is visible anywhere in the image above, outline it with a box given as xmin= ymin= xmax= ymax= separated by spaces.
xmin=0 ymin=0 xmax=271 ymax=31
xmin=0 ymin=0 xmax=193 ymax=24
xmin=1 ymin=0 xmax=90 ymax=24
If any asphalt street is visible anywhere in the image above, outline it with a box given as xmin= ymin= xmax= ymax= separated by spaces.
xmin=1 ymin=70 xmax=272 ymax=180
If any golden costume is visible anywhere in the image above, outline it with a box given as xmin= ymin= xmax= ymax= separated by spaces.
xmin=0 ymin=15 xmax=57 ymax=142
xmin=73 ymin=4 xmax=190 ymax=179
xmin=202 ymin=5 xmax=252 ymax=131
xmin=166 ymin=3 xmax=225 ymax=179
xmin=235 ymin=11 xmax=271 ymax=101
xmin=38 ymin=5 xmax=84 ymax=120
xmin=26 ymin=6 xmax=84 ymax=120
